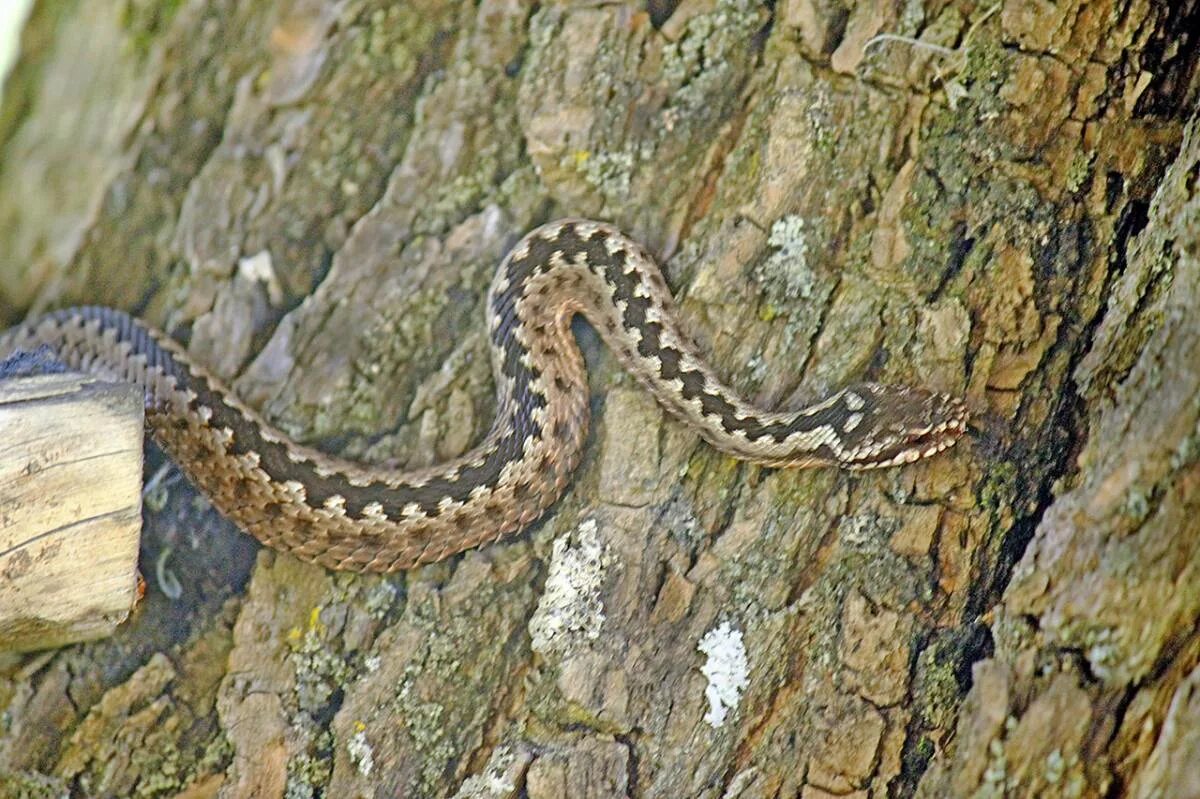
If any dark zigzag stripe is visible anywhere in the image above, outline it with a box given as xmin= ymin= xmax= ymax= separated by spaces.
xmin=52 ymin=224 xmax=847 ymax=520
xmin=66 ymin=307 xmax=546 ymax=519
xmin=595 ymin=249 xmax=846 ymax=445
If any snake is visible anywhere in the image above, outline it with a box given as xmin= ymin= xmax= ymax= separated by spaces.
xmin=0 ymin=219 xmax=968 ymax=572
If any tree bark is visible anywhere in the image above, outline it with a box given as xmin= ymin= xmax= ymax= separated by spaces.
xmin=1 ymin=0 xmax=1198 ymax=797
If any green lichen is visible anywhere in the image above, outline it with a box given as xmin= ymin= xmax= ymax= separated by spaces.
xmin=805 ymin=88 xmax=838 ymax=157
xmin=285 ymin=733 xmax=334 ymax=799
xmin=321 ymin=571 xmax=403 ymax=617
xmin=745 ymin=210 xmax=838 ymax=364
xmin=360 ymin=5 xmax=431 ymax=82
xmin=524 ymin=6 xmax=559 ymax=73
xmin=812 ymin=516 xmax=930 ymax=608
xmin=417 ymin=151 xmax=503 ymax=232
xmin=1044 ymin=749 xmax=1065 ymax=784
xmin=1048 ymin=620 xmax=1138 ymax=684
xmin=281 ymin=581 xmax=399 ymax=796
xmin=193 ymin=732 xmax=233 ymax=781
xmin=567 ymin=148 xmax=635 ymax=200
xmin=661 ymin=0 xmax=762 ymax=115
xmin=913 ymin=637 xmax=966 ymax=731
xmin=375 ymin=574 xmax=533 ymax=797
xmin=764 ymin=469 xmax=836 ymax=525
xmin=362 ymin=580 xmax=403 ymax=618
xmin=0 ymin=771 xmax=68 ymax=799
xmin=1082 ymin=627 xmax=1124 ymax=682
xmin=754 ymin=215 xmax=817 ymax=300
xmin=955 ymin=35 xmax=1011 ymax=108
xmin=979 ymin=461 xmax=1018 ymax=514
xmin=561 ymin=702 xmax=627 ymax=736
xmin=296 ymin=273 xmax=486 ymax=439
xmin=899 ymin=37 xmax=1041 ymax=294
xmin=454 ymin=745 xmax=521 ymax=798
xmin=1065 ymin=152 xmax=1093 ymax=193
xmin=289 ymin=607 xmax=355 ymax=713
xmin=402 ymin=700 xmax=459 ymax=792
xmin=496 ymin=165 xmax=545 ymax=220
xmin=131 ymin=741 xmax=184 ymax=797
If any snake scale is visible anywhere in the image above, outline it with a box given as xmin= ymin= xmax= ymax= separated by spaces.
xmin=0 ymin=219 xmax=967 ymax=572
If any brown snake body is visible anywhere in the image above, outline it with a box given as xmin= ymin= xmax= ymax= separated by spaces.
xmin=0 ymin=220 xmax=967 ymax=572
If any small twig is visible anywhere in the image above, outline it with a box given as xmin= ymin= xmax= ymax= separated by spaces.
xmin=863 ymin=33 xmax=958 ymax=58
xmin=862 ymin=3 xmax=1001 ymax=68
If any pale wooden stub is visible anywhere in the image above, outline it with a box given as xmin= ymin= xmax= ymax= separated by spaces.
xmin=0 ymin=372 xmax=143 ymax=652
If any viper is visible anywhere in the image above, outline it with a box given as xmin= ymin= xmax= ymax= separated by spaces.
xmin=0 ymin=219 xmax=968 ymax=572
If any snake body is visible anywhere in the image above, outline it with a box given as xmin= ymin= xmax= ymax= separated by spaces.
xmin=0 ymin=220 xmax=967 ymax=572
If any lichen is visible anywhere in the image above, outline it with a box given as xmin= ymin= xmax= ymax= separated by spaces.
xmin=347 ymin=724 xmax=375 ymax=778
xmin=284 ymin=733 xmax=333 ymax=799
xmin=806 ymin=87 xmax=837 ymax=156
xmin=816 ymin=518 xmax=930 ymax=609
xmin=978 ymin=461 xmax=1018 ymax=514
xmin=1081 ymin=625 xmax=1126 ymax=682
xmin=914 ymin=638 xmax=966 ymax=731
xmin=697 ymin=621 xmax=750 ymax=728
xmin=193 ymin=732 xmax=233 ymax=781
xmin=661 ymin=0 xmax=762 ymax=116
xmin=711 ymin=95 xmax=769 ymax=209
xmin=450 ymin=745 xmax=520 ymax=799
xmin=402 ymin=700 xmax=460 ymax=793
xmin=0 ymin=770 xmax=69 ymax=799
xmin=528 ymin=519 xmax=611 ymax=657
xmin=567 ymin=149 xmax=635 ymax=199
xmin=128 ymin=737 xmax=186 ymax=797
xmin=1065 ymin=152 xmax=1093 ymax=193
xmin=368 ymin=567 xmax=533 ymax=797
xmin=288 ymin=607 xmax=354 ymax=713
xmin=754 ymin=215 xmax=816 ymax=300
xmin=280 ymin=583 xmax=395 ymax=797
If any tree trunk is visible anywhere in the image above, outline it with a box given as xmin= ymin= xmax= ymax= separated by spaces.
xmin=1 ymin=1 xmax=1198 ymax=797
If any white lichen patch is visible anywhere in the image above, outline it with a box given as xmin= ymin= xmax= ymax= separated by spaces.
xmin=698 ymin=621 xmax=750 ymax=728
xmin=769 ymin=215 xmax=810 ymax=266
xmin=347 ymin=725 xmax=374 ymax=777
xmin=528 ymin=519 xmax=611 ymax=657
xmin=755 ymin=215 xmax=818 ymax=300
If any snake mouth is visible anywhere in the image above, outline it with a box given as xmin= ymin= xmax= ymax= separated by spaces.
xmin=843 ymin=393 xmax=970 ymax=470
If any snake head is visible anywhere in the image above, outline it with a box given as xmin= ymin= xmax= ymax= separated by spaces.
xmin=833 ymin=383 xmax=969 ymax=469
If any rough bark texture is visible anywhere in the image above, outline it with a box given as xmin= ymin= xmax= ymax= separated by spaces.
xmin=1 ymin=1 xmax=1198 ymax=797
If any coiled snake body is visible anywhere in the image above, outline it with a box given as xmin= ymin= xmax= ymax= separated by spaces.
xmin=0 ymin=220 xmax=967 ymax=572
